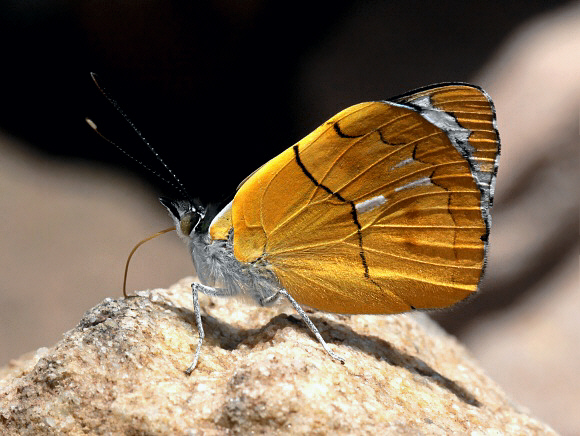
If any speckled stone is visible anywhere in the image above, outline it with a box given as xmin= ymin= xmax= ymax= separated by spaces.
xmin=0 ymin=279 xmax=557 ymax=435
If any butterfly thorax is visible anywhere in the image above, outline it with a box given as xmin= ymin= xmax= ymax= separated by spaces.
xmin=161 ymin=196 xmax=282 ymax=305
xmin=187 ymin=231 xmax=282 ymax=304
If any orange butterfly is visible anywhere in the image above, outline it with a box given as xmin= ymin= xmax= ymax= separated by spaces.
xmin=159 ymin=83 xmax=500 ymax=373
xmin=90 ymin=77 xmax=500 ymax=374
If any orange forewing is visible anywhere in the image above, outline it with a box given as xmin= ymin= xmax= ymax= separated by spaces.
xmin=208 ymin=201 xmax=233 ymax=241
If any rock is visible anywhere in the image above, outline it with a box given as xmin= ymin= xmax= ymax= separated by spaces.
xmin=0 ymin=279 xmax=556 ymax=435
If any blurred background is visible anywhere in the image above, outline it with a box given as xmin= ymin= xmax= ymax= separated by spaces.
xmin=0 ymin=1 xmax=578 ymax=433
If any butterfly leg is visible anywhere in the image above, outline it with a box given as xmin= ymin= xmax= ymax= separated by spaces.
xmin=268 ymin=289 xmax=346 ymax=365
xmin=185 ymin=282 xmax=232 ymax=375
xmin=258 ymin=291 xmax=281 ymax=306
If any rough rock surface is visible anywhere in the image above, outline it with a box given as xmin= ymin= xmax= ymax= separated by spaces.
xmin=0 ymin=279 xmax=556 ymax=435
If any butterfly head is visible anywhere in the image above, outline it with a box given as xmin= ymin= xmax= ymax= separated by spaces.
xmin=159 ymin=197 xmax=206 ymax=239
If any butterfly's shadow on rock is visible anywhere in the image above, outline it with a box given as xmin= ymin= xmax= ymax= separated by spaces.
xmin=289 ymin=313 xmax=481 ymax=408
xmin=154 ymin=300 xmax=480 ymax=407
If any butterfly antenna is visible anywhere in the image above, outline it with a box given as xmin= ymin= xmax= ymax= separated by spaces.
xmin=89 ymin=72 xmax=189 ymax=198
xmin=85 ymin=118 xmax=185 ymax=195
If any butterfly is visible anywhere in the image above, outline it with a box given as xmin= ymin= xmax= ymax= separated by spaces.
xmin=90 ymin=77 xmax=500 ymax=374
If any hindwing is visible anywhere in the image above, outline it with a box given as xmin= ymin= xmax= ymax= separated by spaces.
xmin=217 ymin=84 xmax=500 ymax=314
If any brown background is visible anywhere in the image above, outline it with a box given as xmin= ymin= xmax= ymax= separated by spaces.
xmin=1 ymin=1 xmax=578 ymax=434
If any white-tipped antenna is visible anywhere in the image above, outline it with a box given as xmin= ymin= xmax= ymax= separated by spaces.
xmin=85 ymin=118 xmax=185 ymax=195
xmin=89 ymin=72 xmax=189 ymax=198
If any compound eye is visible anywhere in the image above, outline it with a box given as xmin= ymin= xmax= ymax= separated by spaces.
xmin=179 ymin=213 xmax=198 ymax=236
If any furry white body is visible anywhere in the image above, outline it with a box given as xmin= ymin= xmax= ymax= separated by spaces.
xmin=186 ymin=230 xmax=280 ymax=304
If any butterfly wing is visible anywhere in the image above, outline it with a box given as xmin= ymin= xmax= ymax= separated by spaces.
xmin=394 ymin=83 xmax=500 ymax=213
xmin=231 ymin=84 xmax=500 ymax=314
